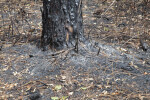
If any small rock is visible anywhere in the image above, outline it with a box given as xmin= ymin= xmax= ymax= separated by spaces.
xmin=140 ymin=39 xmax=149 ymax=52
xmin=29 ymin=92 xmax=41 ymax=100
xmin=29 ymin=55 xmax=34 ymax=58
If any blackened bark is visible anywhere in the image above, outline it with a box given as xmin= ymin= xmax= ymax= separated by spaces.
xmin=41 ymin=0 xmax=83 ymax=50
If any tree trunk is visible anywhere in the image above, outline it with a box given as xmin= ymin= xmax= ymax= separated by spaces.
xmin=41 ymin=0 xmax=83 ymax=51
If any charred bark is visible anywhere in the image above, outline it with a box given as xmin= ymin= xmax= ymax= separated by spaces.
xmin=41 ymin=0 xmax=83 ymax=50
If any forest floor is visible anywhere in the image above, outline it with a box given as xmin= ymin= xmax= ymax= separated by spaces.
xmin=0 ymin=0 xmax=150 ymax=100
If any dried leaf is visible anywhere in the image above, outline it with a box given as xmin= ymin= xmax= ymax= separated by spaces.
xmin=112 ymin=92 xmax=119 ymax=95
xmin=80 ymin=87 xmax=87 ymax=90
xmin=60 ymin=96 xmax=68 ymax=100
xmin=102 ymin=90 xmax=108 ymax=94
xmin=51 ymin=97 xmax=59 ymax=100
xmin=68 ymin=92 xmax=73 ymax=95
xmin=28 ymin=28 xmax=35 ymax=32
xmin=66 ymin=32 xmax=69 ymax=42
xmin=55 ymin=85 xmax=62 ymax=90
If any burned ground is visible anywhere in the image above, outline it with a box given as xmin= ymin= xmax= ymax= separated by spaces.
xmin=0 ymin=0 xmax=150 ymax=100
